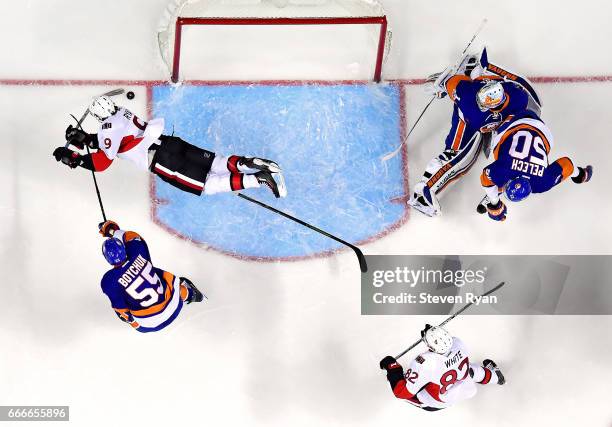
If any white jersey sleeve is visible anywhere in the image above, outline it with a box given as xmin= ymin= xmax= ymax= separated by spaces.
xmin=96 ymin=108 xmax=164 ymax=170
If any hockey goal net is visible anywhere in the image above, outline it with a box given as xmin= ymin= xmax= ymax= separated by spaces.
xmin=158 ymin=0 xmax=391 ymax=82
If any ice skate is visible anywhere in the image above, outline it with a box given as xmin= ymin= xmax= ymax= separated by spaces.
xmin=180 ymin=277 xmax=206 ymax=304
xmin=255 ymin=171 xmax=287 ymax=198
xmin=483 ymin=359 xmax=506 ymax=385
xmin=240 ymin=157 xmax=282 ymax=174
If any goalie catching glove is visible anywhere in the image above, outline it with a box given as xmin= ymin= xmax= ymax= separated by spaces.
xmin=424 ymin=52 xmax=482 ymax=99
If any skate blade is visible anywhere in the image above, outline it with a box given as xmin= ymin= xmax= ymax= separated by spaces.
xmin=273 ymin=172 xmax=288 ymax=198
xmin=407 ymin=198 xmax=437 ymax=217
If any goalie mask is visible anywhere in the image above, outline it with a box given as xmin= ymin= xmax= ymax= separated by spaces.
xmin=505 ymin=176 xmax=532 ymax=202
xmin=477 ymin=81 xmax=505 ymax=111
xmin=423 ymin=326 xmax=453 ymax=355
xmin=90 ymin=96 xmax=117 ymax=122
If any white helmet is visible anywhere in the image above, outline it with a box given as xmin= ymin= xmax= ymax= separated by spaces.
xmin=90 ymin=96 xmax=117 ymax=121
xmin=477 ymin=81 xmax=505 ymax=111
xmin=423 ymin=326 xmax=453 ymax=355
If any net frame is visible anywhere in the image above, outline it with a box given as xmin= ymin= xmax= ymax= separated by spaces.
xmin=157 ymin=0 xmax=391 ymax=83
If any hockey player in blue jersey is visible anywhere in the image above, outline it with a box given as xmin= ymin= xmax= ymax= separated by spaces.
xmin=479 ymin=114 xmax=593 ymax=221
xmin=409 ymin=48 xmax=539 ymax=217
xmin=98 ymin=220 xmax=205 ymax=332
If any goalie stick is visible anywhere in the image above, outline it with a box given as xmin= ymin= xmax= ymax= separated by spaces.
xmin=236 ymin=193 xmax=368 ymax=273
xmin=394 ymin=281 xmax=505 ymax=360
xmin=381 ymin=19 xmax=488 ymax=162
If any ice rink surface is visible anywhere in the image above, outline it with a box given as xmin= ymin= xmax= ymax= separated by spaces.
xmin=1 ymin=1 xmax=611 ymax=426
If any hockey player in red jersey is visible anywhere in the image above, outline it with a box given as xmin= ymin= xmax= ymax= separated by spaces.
xmin=379 ymin=325 xmax=505 ymax=411
xmin=52 ymin=95 xmax=287 ymax=198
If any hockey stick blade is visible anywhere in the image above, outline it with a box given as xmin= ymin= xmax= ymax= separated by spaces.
xmin=104 ymin=88 xmax=125 ymax=97
xmin=236 ymin=193 xmax=368 ymax=272
xmin=476 ymin=195 xmax=489 ymax=214
xmin=381 ymin=96 xmax=436 ymax=162
xmin=394 ymin=281 xmax=505 ymax=360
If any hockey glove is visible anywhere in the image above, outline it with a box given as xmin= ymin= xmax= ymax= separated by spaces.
xmin=420 ymin=323 xmax=433 ymax=338
xmin=379 ymin=355 xmax=399 ymax=370
xmin=486 ymin=200 xmax=507 ymax=222
xmin=65 ymin=125 xmax=97 ymax=149
xmin=99 ymin=220 xmax=120 ymax=237
xmin=53 ymin=147 xmax=82 ymax=169
xmin=424 ymin=72 xmax=448 ymax=99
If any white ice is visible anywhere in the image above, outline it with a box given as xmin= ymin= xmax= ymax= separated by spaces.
xmin=0 ymin=1 xmax=611 ymax=426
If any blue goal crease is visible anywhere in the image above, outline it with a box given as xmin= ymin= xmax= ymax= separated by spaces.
xmin=151 ymin=83 xmax=406 ymax=259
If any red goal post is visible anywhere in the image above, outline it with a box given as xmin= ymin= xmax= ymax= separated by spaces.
xmin=158 ymin=1 xmax=391 ymax=83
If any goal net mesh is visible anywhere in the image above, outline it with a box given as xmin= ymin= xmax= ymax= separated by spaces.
xmin=157 ymin=0 xmax=392 ymax=82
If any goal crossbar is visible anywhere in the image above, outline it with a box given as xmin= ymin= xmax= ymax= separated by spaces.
xmin=171 ymin=15 xmax=388 ymax=83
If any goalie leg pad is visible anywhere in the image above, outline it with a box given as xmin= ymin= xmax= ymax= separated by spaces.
xmin=151 ymin=135 xmax=216 ymax=196
xmin=424 ymin=131 xmax=482 ymax=196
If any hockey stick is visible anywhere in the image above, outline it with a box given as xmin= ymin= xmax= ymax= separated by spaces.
xmin=381 ymin=96 xmax=436 ymax=162
xmin=64 ymin=88 xmax=125 ymax=148
xmin=381 ymin=18 xmax=488 ymax=162
xmin=236 ymin=193 xmax=368 ymax=273
xmin=394 ymin=281 xmax=505 ymax=360
xmin=70 ymin=114 xmax=107 ymax=222
xmin=476 ymin=195 xmax=490 ymax=214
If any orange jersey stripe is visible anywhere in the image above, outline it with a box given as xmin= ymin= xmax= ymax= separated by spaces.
xmin=445 ymin=75 xmax=470 ymax=101
xmin=475 ymin=75 xmax=503 ymax=82
xmin=480 ymin=170 xmax=495 ymax=187
xmin=123 ymin=231 xmax=142 ymax=242
xmin=555 ymin=157 xmax=574 ymax=180
xmin=452 ymin=120 xmax=466 ymax=151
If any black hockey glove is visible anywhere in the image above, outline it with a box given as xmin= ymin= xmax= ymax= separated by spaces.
xmin=53 ymin=147 xmax=82 ymax=169
xmin=65 ymin=125 xmax=97 ymax=149
xmin=420 ymin=324 xmax=433 ymax=338
xmin=379 ymin=355 xmax=398 ymax=370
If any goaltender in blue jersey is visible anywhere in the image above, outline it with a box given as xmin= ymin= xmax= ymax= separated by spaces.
xmin=409 ymin=48 xmax=539 ymax=217
xmin=98 ymin=220 xmax=205 ymax=332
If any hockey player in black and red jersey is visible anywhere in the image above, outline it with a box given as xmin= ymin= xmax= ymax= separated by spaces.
xmin=379 ymin=325 xmax=505 ymax=411
xmin=52 ymin=96 xmax=287 ymax=198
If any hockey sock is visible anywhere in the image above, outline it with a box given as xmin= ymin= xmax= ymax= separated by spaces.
xmin=469 ymin=364 xmax=495 ymax=385
xmin=226 ymin=155 xmax=241 ymax=174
